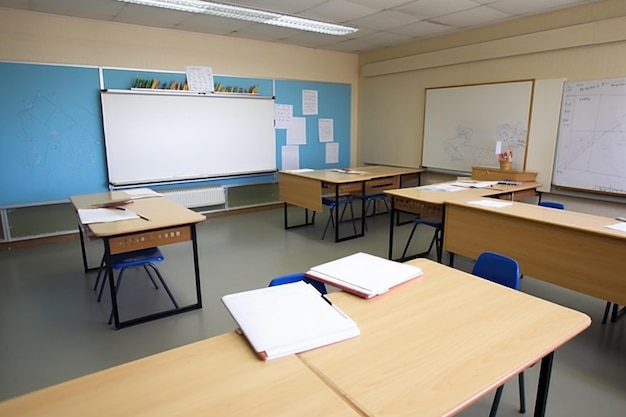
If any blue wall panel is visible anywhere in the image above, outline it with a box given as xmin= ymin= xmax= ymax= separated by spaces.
xmin=0 ymin=63 xmax=351 ymax=206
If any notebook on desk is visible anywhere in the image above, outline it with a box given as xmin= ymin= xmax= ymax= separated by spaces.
xmin=222 ymin=281 xmax=359 ymax=361
xmin=305 ymin=252 xmax=423 ymax=299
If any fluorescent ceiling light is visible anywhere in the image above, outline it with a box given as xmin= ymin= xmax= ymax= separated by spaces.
xmin=116 ymin=0 xmax=358 ymax=36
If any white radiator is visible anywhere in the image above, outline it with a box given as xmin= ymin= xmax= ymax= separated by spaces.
xmin=161 ymin=187 xmax=225 ymax=208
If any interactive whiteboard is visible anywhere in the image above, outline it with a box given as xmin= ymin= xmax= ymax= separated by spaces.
xmin=101 ymin=90 xmax=276 ymax=186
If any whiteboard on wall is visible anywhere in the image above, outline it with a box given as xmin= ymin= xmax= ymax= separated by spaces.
xmin=553 ymin=77 xmax=626 ymax=195
xmin=422 ymin=80 xmax=533 ymax=172
xmin=101 ymin=90 xmax=276 ymax=186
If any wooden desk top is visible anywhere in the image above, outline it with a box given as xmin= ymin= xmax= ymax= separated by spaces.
xmin=446 ymin=199 xmax=626 ymax=240
xmin=384 ymin=181 xmax=541 ymax=204
xmin=280 ymin=165 xmax=423 ymax=184
xmin=299 ymin=258 xmax=590 ymax=417
xmin=0 ymin=332 xmax=363 ymax=417
xmin=70 ymin=193 xmax=206 ymax=237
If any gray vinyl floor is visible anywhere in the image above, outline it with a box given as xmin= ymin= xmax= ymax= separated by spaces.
xmin=1 ymin=205 xmax=625 ymax=416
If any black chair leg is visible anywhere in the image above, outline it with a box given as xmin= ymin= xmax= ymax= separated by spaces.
xmin=93 ymin=254 xmax=107 ymax=290
xmin=489 ymin=385 xmax=504 ymax=417
xmin=148 ymin=263 xmax=179 ymax=309
xmin=602 ymin=302 xmax=612 ymax=324
xmin=401 ymin=223 xmax=419 ymax=258
xmin=142 ymin=264 xmax=160 ymax=289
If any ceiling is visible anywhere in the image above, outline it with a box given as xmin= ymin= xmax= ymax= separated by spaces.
xmin=0 ymin=0 xmax=605 ymax=53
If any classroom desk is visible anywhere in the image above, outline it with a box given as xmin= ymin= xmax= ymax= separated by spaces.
xmin=385 ymin=182 xmax=541 ymax=260
xmin=444 ymin=200 xmax=626 ymax=306
xmin=70 ymin=193 xmax=206 ymax=329
xmin=279 ymin=165 xmax=423 ymax=242
xmin=299 ymin=258 xmax=591 ymax=417
xmin=0 ymin=332 xmax=363 ymax=417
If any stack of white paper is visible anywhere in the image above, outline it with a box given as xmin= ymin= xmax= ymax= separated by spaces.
xmin=222 ymin=281 xmax=359 ymax=360
xmin=306 ymin=252 xmax=423 ymax=298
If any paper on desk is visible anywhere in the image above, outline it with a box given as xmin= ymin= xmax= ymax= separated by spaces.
xmin=124 ymin=188 xmax=162 ymax=199
xmin=467 ymin=200 xmax=513 ymax=208
xmin=450 ymin=180 xmax=498 ymax=189
xmin=606 ymin=223 xmax=626 ymax=232
xmin=306 ymin=252 xmax=423 ymax=298
xmin=78 ymin=208 xmax=139 ymax=224
xmin=285 ymin=168 xmax=314 ymax=173
xmin=222 ymin=281 xmax=360 ymax=360
xmin=418 ymin=184 xmax=463 ymax=192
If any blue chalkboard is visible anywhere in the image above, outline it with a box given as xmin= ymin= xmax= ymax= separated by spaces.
xmin=0 ymin=62 xmax=106 ymax=206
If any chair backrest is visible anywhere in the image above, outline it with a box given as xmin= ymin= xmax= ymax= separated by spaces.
xmin=268 ymin=272 xmax=328 ymax=294
xmin=471 ymin=251 xmax=520 ymax=290
xmin=539 ymin=201 xmax=565 ymax=210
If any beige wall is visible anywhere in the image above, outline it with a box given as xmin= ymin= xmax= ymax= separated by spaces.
xmin=356 ymin=0 xmax=626 ymax=217
xmin=0 ymin=7 xmax=359 ymax=162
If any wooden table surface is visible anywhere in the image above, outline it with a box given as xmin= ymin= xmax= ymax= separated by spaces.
xmin=70 ymin=193 xmax=206 ymax=238
xmin=299 ymin=258 xmax=591 ymax=417
xmin=0 ymin=332 xmax=363 ymax=417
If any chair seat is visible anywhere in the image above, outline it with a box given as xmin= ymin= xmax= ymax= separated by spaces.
xmin=322 ymin=196 xmax=353 ymax=207
xmin=94 ymin=247 xmax=178 ymax=325
xmin=111 ymin=247 xmax=164 ymax=269
xmin=269 ymin=272 xmax=327 ymax=294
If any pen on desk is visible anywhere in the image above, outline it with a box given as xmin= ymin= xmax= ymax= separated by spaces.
xmin=115 ymin=206 xmax=150 ymax=221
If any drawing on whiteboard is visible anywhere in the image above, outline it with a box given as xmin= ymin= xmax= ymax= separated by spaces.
xmin=554 ymin=78 xmax=626 ymax=194
xmin=443 ymin=122 xmax=526 ymax=169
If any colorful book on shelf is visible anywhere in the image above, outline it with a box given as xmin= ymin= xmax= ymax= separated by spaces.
xmin=222 ymin=281 xmax=359 ymax=361
xmin=305 ymin=252 xmax=423 ymax=299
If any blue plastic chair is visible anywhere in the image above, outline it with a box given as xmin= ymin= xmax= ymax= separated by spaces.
xmin=352 ymin=193 xmax=389 ymax=231
xmin=539 ymin=201 xmax=565 ymax=210
xmin=320 ymin=196 xmax=357 ymax=240
xmin=96 ymin=247 xmax=178 ymax=324
xmin=401 ymin=217 xmax=443 ymax=262
xmin=268 ymin=272 xmax=327 ymax=294
xmin=471 ymin=252 xmax=525 ymax=417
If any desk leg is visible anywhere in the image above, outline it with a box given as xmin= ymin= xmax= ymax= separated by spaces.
xmin=388 ymin=202 xmax=396 ymax=260
xmin=534 ymin=352 xmax=554 ymax=417
xmin=332 ymin=183 xmax=365 ymax=243
xmin=104 ymin=240 xmax=121 ymax=329
xmin=191 ymin=224 xmax=203 ymax=308
xmin=334 ymin=186 xmax=340 ymax=242
xmin=78 ymin=224 xmax=89 ymax=273
xmin=283 ymin=202 xmax=315 ymax=230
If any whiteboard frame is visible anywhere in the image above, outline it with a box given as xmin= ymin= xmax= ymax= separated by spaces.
xmin=101 ymin=89 xmax=276 ymax=187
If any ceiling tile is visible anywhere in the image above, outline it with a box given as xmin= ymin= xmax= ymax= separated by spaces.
xmin=395 ymin=0 xmax=481 ymax=19
xmin=431 ymin=5 xmax=512 ymax=28
xmin=347 ymin=10 xmax=421 ymax=31
xmin=301 ymin=0 xmax=378 ymax=23
xmin=389 ymin=20 xmax=456 ymax=38
xmin=488 ymin=0 xmax=590 ymax=15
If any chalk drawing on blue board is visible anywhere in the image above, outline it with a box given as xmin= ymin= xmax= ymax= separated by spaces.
xmin=442 ymin=122 xmax=526 ymax=169
xmin=15 ymin=92 xmax=100 ymax=172
xmin=554 ymin=78 xmax=626 ymax=194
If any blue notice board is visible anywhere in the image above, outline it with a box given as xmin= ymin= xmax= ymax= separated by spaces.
xmin=0 ymin=63 xmax=106 ymax=206
xmin=274 ymin=80 xmax=351 ymax=169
